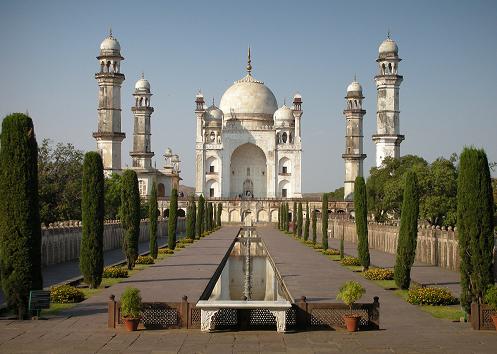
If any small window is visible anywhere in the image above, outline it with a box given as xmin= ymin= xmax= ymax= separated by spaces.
xmin=209 ymin=165 xmax=215 ymax=173
xmin=210 ymin=188 xmax=214 ymax=197
xmin=247 ymin=168 xmax=250 ymax=176
xmin=282 ymin=189 xmax=287 ymax=198
xmin=282 ymin=166 xmax=287 ymax=174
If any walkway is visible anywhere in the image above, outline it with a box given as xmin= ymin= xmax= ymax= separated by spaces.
xmin=327 ymin=236 xmax=461 ymax=297
xmin=0 ymin=225 xmax=496 ymax=353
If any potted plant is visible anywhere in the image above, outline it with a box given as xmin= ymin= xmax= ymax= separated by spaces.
xmin=336 ymin=280 xmax=366 ymax=332
xmin=484 ymin=285 xmax=497 ymax=330
xmin=120 ymin=287 xmax=142 ymax=331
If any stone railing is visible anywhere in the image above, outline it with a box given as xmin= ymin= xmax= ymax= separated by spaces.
xmin=316 ymin=219 xmax=497 ymax=274
xmin=41 ymin=218 xmax=185 ymax=267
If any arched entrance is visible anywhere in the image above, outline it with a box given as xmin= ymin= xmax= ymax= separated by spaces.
xmin=230 ymin=143 xmax=267 ymax=198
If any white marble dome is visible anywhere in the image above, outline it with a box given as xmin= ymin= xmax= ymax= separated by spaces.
xmin=205 ymin=104 xmax=223 ymax=120
xmin=347 ymin=81 xmax=362 ymax=93
xmin=273 ymin=104 xmax=293 ymax=122
xmin=379 ymin=38 xmax=398 ymax=55
xmin=135 ymin=78 xmax=150 ymax=92
xmin=219 ymin=74 xmax=278 ymax=118
xmin=100 ymin=36 xmax=121 ymax=52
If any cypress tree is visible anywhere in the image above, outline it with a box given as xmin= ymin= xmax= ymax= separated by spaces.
xmin=321 ymin=193 xmax=329 ymax=250
xmin=211 ymin=203 xmax=215 ymax=230
xmin=304 ymin=202 xmax=310 ymax=241
xmin=297 ymin=202 xmax=303 ymax=238
xmin=457 ymin=147 xmax=495 ymax=313
xmin=186 ymin=194 xmax=195 ymax=240
xmin=217 ymin=203 xmax=222 ymax=227
xmin=203 ymin=201 xmax=208 ymax=233
xmin=80 ymin=152 xmax=105 ymax=288
xmin=168 ymin=188 xmax=178 ymax=249
xmin=312 ymin=209 xmax=317 ymax=244
xmin=285 ymin=203 xmax=290 ymax=232
xmin=121 ymin=170 xmax=140 ymax=270
xmin=354 ymin=177 xmax=370 ymax=270
xmin=196 ymin=194 xmax=205 ymax=238
xmin=148 ymin=182 xmax=158 ymax=259
xmin=206 ymin=202 xmax=211 ymax=231
xmin=192 ymin=197 xmax=197 ymax=236
xmin=278 ymin=204 xmax=281 ymax=229
xmin=394 ymin=171 xmax=420 ymax=289
xmin=0 ymin=113 xmax=43 ymax=319
xmin=293 ymin=201 xmax=297 ymax=236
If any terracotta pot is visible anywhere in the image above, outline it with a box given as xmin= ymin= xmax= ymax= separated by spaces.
xmin=124 ymin=318 xmax=140 ymax=331
xmin=343 ymin=314 xmax=361 ymax=332
xmin=491 ymin=315 xmax=497 ymax=331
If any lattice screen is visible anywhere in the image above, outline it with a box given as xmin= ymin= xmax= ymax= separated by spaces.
xmin=190 ymin=308 xmax=201 ymax=328
xmin=310 ymin=308 xmax=369 ymax=328
xmin=141 ymin=304 xmax=178 ymax=329
xmin=482 ymin=309 xmax=497 ymax=330
xmin=249 ymin=309 xmax=276 ymax=326
xmin=212 ymin=309 xmax=238 ymax=327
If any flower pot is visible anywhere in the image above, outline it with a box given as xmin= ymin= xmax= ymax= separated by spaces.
xmin=491 ymin=314 xmax=497 ymax=331
xmin=343 ymin=314 xmax=361 ymax=332
xmin=124 ymin=318 xmax=140 ymax=331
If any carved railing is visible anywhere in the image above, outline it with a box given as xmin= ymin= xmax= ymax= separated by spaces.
xmin=470 ymin=303 xmax=497 ymax=330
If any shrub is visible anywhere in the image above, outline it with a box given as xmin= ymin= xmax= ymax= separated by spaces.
xmin=103 ymin=266 xmax=128 ymax=278
xmin=158 ymin=248 xmax=174 ymax=255
xmin=135 ymin=255 xmax=154 ymax=265
xmin=313 ymin=243 xmax=323 ymax=250
xmin=304 ymin=240 xmax=314 ymax=245
xmin=407 ymin=287 xmax=458 ymax=306
xmin=363 ymin=268 xmax=394 ymax=281
xmin=50 ymin=285 xmax=85 ymax=303
xmin=180 ymin=238 xmax=194 ymax=244
xmin=336 ymin=280 xmax=366 ymax=313
xmin=120 ymin=287 xmax=142 ymax=319
xmin=322 ymin=248 xmax=340 ymax=256
xmin=196 ymin=194 xmax=205 ymax=238
xmin=341 ymin=256 xmax=361 ymax=266
xmin=484 ymin=285 xmax=497 ymax=311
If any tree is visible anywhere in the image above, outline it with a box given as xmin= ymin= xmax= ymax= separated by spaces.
xmin=148 ymin=182 xmax=158 ymax=258
xmin=285 ymin=203 xmax=290 ymax=232
xmin=457 ymin=147 xmax=495 ymax=313
xmin=38 ymin=139 xmax=84 ymax=226
xmin=196 ymin=194 xmax=205 ymax=238
xmin=297 ymin=203 xmax=303 ymax=238
xmin=217 ymin=203 xmax=222 ymax=227
xmin=354 ymin=177 xmax=370 ymax=270
xmin=80 ymin=152 xmax=105 ymax=289
xmin=394 ymin=171 xmax=420 ymax=289
xmin=278 ymin=204 xmax=281 ymax=229
xmin=168 ymin=188 xmax=178 ymax=249
xmin=304 ymin=202 xmax=310 ymax=241
xmin=293 ymin=201 xmax=297 ymax=236
xmin=321 ymin=193 xmax=329 ymax=249
xmin=0 ymin=113 xmax=43 ymax=319
xmin=312 ymin=209 xmax=317 ymax=244
xmin=192 ymin=197 xmax=197 ymax=236
xmin=104 ymin=173 xmax=122 ymax=220
xmin=329 ymin=187 xmax=344 ymax=201
xmin=186 ymin=194 xmax=195 ymax=239
xmin=213 ymin=204 xmax=217 ymax=230
xmin=121 ymin=170 xmax=140 ymax=270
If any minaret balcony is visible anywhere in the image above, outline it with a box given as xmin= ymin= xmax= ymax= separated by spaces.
xmin=205 ymin=171 xmax=219 ymax=176
xmin=278 ymin=172 xmax=291 ymax=176
xmin=92 ymin=131 xmax=125 ymax=141
xmin=342 ymin=153 xmax=366 ymax=160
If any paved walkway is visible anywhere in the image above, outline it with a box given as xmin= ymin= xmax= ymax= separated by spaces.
xmin=327 ymin=236 xmax=461 ymax=297
xmin=0 ymin=225 xmax=496 ymax=353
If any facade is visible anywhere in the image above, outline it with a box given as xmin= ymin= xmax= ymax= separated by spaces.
xmin=372 ymin=35 xmax=404 ymax=167
xmin=94 ymin=31 xmax=180 ymax=197
xmin=195 ymin=50 xmax=303 ymax=199
xmin=342 ymin=79 xmax=366 ymax=201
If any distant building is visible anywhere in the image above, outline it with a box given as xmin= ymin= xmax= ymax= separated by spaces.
xmin=195 ymin=49 xmax=303 ymax=199
xmin=93 ymin=31 xmax=180 ymax=198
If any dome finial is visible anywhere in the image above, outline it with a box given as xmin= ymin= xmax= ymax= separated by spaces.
xmin=387 ymin=29 xmax=391 ymax=39
xmin=141 ymin=71 xmax=144 ymax=79
xmin=109 ymin=26 xmax=113 ymax=38
xmin=246 ymin=45 xmax=252 ymax=75
xmin=284 ymin=98 xmax=286 ymax=106
xmin=212 ymin=97 xmax=215 ymax=106
xmin=354 ymin=73 xmax=357 ymax=82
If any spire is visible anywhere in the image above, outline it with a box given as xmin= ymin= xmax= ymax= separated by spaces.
xmin=212 ymin=97 xmax=215 ymax=106
xmin=387 ymin=29 xmax=390 ymax=39
xmin=141 ymin=71 xmax=144 ymax=79
xmin=354 ymin=73 xmax=357 ymax=82
xmin=109 ymin=26 xmax=113 ymax=38
xmin=246 ymin=46 xmax=252 ymax=75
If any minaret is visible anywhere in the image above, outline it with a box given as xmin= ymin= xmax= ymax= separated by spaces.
xmin=343 ymin=79 xmax=366 ymax=201
xmin=292 ymin=93 xmax=303 ymax=143
xmin=372 ymin=34 xmax=404 ymax=167
xmin=195 ymin=91 xmax=205 ymax=195
xmin=130 ymin=74 xmax=154 ymax=170
xmin=93 ymin=29 xmax=125 ymax=176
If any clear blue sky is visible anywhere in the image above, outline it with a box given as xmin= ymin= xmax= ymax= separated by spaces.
xmin=1 ymin=0 xmax=496 ymax=191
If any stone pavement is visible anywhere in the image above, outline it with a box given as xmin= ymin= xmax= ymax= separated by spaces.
xmin=327 ymin=236 xmax=461 ymax=297
xmin=0 ymin=225 xmax=496 ymax=353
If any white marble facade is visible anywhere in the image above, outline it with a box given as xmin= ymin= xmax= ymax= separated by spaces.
xmin=195 ymin=50 xmax=302 ymax=199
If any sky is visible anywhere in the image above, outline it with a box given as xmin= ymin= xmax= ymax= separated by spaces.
xmin=0 ymin=0 xmax=496 ymax=192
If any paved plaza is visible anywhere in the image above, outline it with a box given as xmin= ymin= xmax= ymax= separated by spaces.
xmin=0 ymin=226 xmax=496 ymax=353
